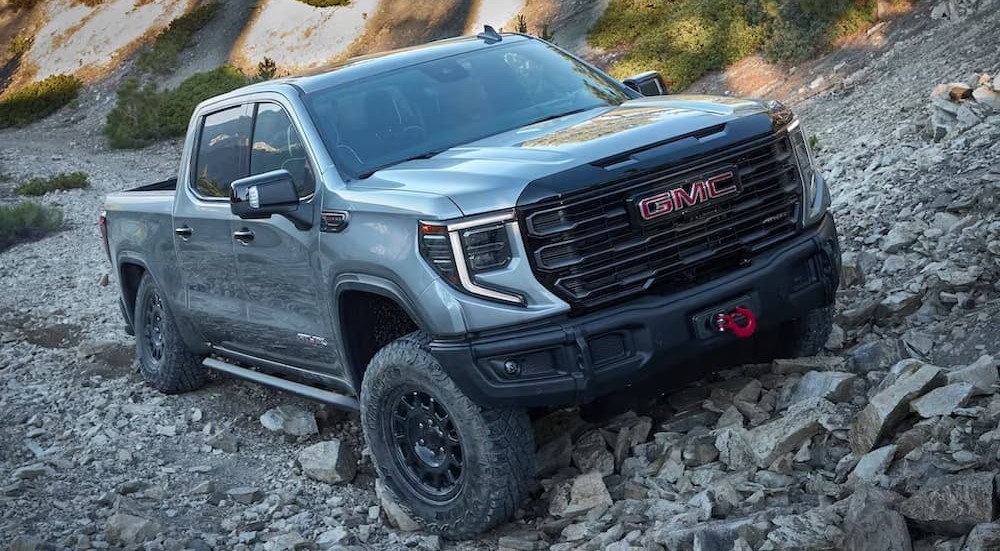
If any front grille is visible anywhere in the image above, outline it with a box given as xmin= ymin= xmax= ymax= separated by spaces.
xmin=520 ymin=132 xmax=802 ymax=311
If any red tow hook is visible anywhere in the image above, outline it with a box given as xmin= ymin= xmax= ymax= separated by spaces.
xmin=714 ymin=306 xmax=757 ymax=338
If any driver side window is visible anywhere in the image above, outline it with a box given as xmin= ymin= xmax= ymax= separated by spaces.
xmin=250 ymin=103 xmax=315 ymax=198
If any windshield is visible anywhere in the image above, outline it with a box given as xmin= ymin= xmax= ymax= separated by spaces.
xmin=304 ymin=39 xmax=632 ymax=179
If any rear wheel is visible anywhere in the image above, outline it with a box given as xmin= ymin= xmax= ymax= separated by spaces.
xmin=134 ymin=273 xmax=204 ymax=393
xmin=361 ymin=333 xmax=534 ymax=538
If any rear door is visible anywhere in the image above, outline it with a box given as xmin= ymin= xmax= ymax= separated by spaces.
xmin=227 ymin=101 xmax=341 ymax=376
xmin=172 ymin=104 xmax=251 ymax=345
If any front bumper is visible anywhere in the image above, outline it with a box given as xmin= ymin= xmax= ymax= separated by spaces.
xmin=430 ymin=214 xmax=840 ymax=408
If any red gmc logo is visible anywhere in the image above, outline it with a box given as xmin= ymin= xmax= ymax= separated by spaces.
xmin=636 ymin=171 xmax=739 ymax=221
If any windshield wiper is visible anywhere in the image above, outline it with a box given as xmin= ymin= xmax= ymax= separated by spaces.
xmin=358 ymin=149 xmax=446 ymax=179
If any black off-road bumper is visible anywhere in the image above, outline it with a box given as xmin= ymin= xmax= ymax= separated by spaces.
xmin=430 ymin=214 xmax=840 ymax=408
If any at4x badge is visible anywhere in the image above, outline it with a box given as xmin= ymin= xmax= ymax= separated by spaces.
xmin=632 ymin=168 xmax=741 ymax=223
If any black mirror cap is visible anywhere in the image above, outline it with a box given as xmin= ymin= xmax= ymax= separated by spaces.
xmin=623 ymin=71 xmax=670 ymax=96
xmin=230 ymin=170 xmax=299 ymax=220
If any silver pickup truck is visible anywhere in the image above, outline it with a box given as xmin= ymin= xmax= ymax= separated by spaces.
xmin=101 ymin=30 xmax=839 ymax=537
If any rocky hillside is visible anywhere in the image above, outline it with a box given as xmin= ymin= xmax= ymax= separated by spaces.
xmin=1 ymin=0 xmax=1000 ymax=550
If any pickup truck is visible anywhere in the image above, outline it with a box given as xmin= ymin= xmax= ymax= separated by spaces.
xmin=102 ymin=29 xmax=840 ymax=537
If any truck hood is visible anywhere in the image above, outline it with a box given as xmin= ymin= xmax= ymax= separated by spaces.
xmin=352 ymin=95 xmax=782 ymax=216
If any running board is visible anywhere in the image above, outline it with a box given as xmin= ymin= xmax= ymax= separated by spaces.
xmin=202 ymin=357 xmax=359 ymax=411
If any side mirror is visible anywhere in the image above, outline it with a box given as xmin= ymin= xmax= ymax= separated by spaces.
xmin=230 ymin=170 xmax=312 ymax=230
xmin=623 ymin=71 xmax=669 ymax=96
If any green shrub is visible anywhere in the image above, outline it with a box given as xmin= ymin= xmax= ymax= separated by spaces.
xmin=8 ymin=32 xmax=33 ymax=57
xmin=590 ymin=0 xmax=767 ymax=90
xmin=14 ymin=172 xmax=89 ymax=196
xmin=0 ymin=74 xmax=82 ymax=128
xmin=137 ymin=2 xmax=220 ymax=75
xmin=295 ymin=0 xmax=350 ymax=6
xmin=0 ymin=202 xmax=64 ymax=252
xmin=104 ymin=66 xmax=249 ymax=149
xmin=591 ymin=0 xmax=906 ymax=89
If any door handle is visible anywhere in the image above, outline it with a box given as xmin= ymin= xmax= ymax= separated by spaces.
xmin=233 ymin=229 xmax=255 ymax=244
xmin=174 ymin=226 xmax=193 ymax=239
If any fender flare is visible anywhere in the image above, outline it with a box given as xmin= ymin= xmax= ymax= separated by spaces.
xmin=332 ymin=274 xmax=434 ymax=392
xmin=115 ymin=252 xmax=210 ymax=354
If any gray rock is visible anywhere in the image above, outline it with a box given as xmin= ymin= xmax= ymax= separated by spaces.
xmin=766 ymin=507 xmax=844 ymax=550
xmin=716 ymin=426 xmax=755 ymax=470
xmin=654 ymin=516 xmax=768 ymax=549
xmin=682 ymin=432 xmax=719 ymax=467
xmin=8 ymin=536 xmax=43 ymax=551
xmin=572 ymin=430 xmax=614 ymax=476
xmin=946 ymin=355 xmax=998 ymax=395
xmin=838 ymin=299 xmax=880 ymax=329
xmin=536 ymin=433 xmax=572 ymax=477
xmin=375 ymin=479 xmax=420 ymax=531
xmin=910 ymin=382 xmax=974 ymax=418
xmin=661 ymin=409 xmax=719 ymax=433
xmin=12 ymin=463 xmax=52 ymax=480
xmin=188 ymin=480 xmax=215 ymax=495
xmin=883 ymin=225 xmax=917 ymax=253
xmin=849 ymin=445 xmax=897 ymax=484
xmin=786 ymin=371 xmax=858 ymax=407
xmin=877 ymin=291 xmax=923 ymax=321
xmin=898 ymin=472 xmax=996 ymax=535
xmin=747 ymin=398 xmax=834 ymax=468
xmin=498 ymin=532 xmax=546 ymax=550
xmin=226 ymin=486 xmax=262 ymax=504
xmin=842 ymin=486 xmax=911 ymax=551
xmin=260 ymin=405 xmax=318 ymax=436
xmin=850 ymin=363 xmax=942 ymax=454
xmin=104 ymin=513 xmax=162 ymax=546
xmin=848 ymin=340 xmax=905 ymax=374
xmin=841 ymin=251 xmax=865 ymax=287
xmin=974 ymin=87 xmax=1000 ymax=110
xmin=772 ymin=356 xmax=846 ymax=375
xmin=298 ymin=440 xmax=357 ymax=484
xmin=548 ymin=471 xmax=613 ymax=518
xmin=964 ymin=523 xmax=1000 ymax=551
xmin=315 ymin=526 xmax=349 ymax=549
xmin=206 ymin=430 xmax=238 ymax=453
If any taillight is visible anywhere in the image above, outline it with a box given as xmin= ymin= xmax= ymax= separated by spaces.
xmin=99 ymin=211 xmax=111 ymax=263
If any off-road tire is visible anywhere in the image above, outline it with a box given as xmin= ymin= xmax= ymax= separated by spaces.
xmin=361 ymin=332 xmax=534 ymax=538
xmin=753 ymin=306 xmax=833 ymax=362
xmin=778 ymin=305 xmax=834 ymax=358
xmin=134 ymin=273 xmax=204 ymax=393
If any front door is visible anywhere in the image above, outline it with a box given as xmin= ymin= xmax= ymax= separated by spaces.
xmin=173 ymin=104 xmax=251 ymax=345
xmin=228 ymin=102 xmax=342 ymax=377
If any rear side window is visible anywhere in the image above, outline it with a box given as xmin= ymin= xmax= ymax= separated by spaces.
xmin=250 ymin=103 xmax=315 ymax=198
xmin=193 ymin=106 xmax=251 ymax=199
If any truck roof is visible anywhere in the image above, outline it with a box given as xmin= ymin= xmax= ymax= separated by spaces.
xmin=215 ymin=33 xmax=536 ymax=102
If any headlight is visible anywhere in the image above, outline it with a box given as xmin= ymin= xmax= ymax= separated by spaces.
xmin=419 ymin=211 xmax=524 ymax=305
xmin=787 ymin=119 xmax=829 ymax=226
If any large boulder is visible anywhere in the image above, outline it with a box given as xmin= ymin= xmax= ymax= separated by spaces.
xmin=749 ymin=398 xmax=834 ymax=468
xmin=898 ymin=472 xmax=996 ymax=535
xmin=298 ymin=440 xmax=357 ymax=484
xmin=946 ymin=355 xmax=998 ymax=395
xmin=841 ymin=486 xmax=912 ymax=551
xmin=850 ymin=363 xmax=942 ymax=454
xmin=909 ymin=382 xmax=974 ymax=418
xmin=784 ymin=371 xmax=857 ymax=407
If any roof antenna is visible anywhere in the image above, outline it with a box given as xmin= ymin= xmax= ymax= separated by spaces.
xmin=477 ymin=25 xmax=502 ymax=44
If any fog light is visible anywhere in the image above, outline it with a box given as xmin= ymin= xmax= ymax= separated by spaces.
xmin=503 ymin=360 xmax=521 ymax=377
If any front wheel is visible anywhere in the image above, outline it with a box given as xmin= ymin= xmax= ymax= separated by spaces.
xmin=134 ymin=273 xmax=204 ymax=393
xmin=361 ymin=333 xmax=534 ymax=538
